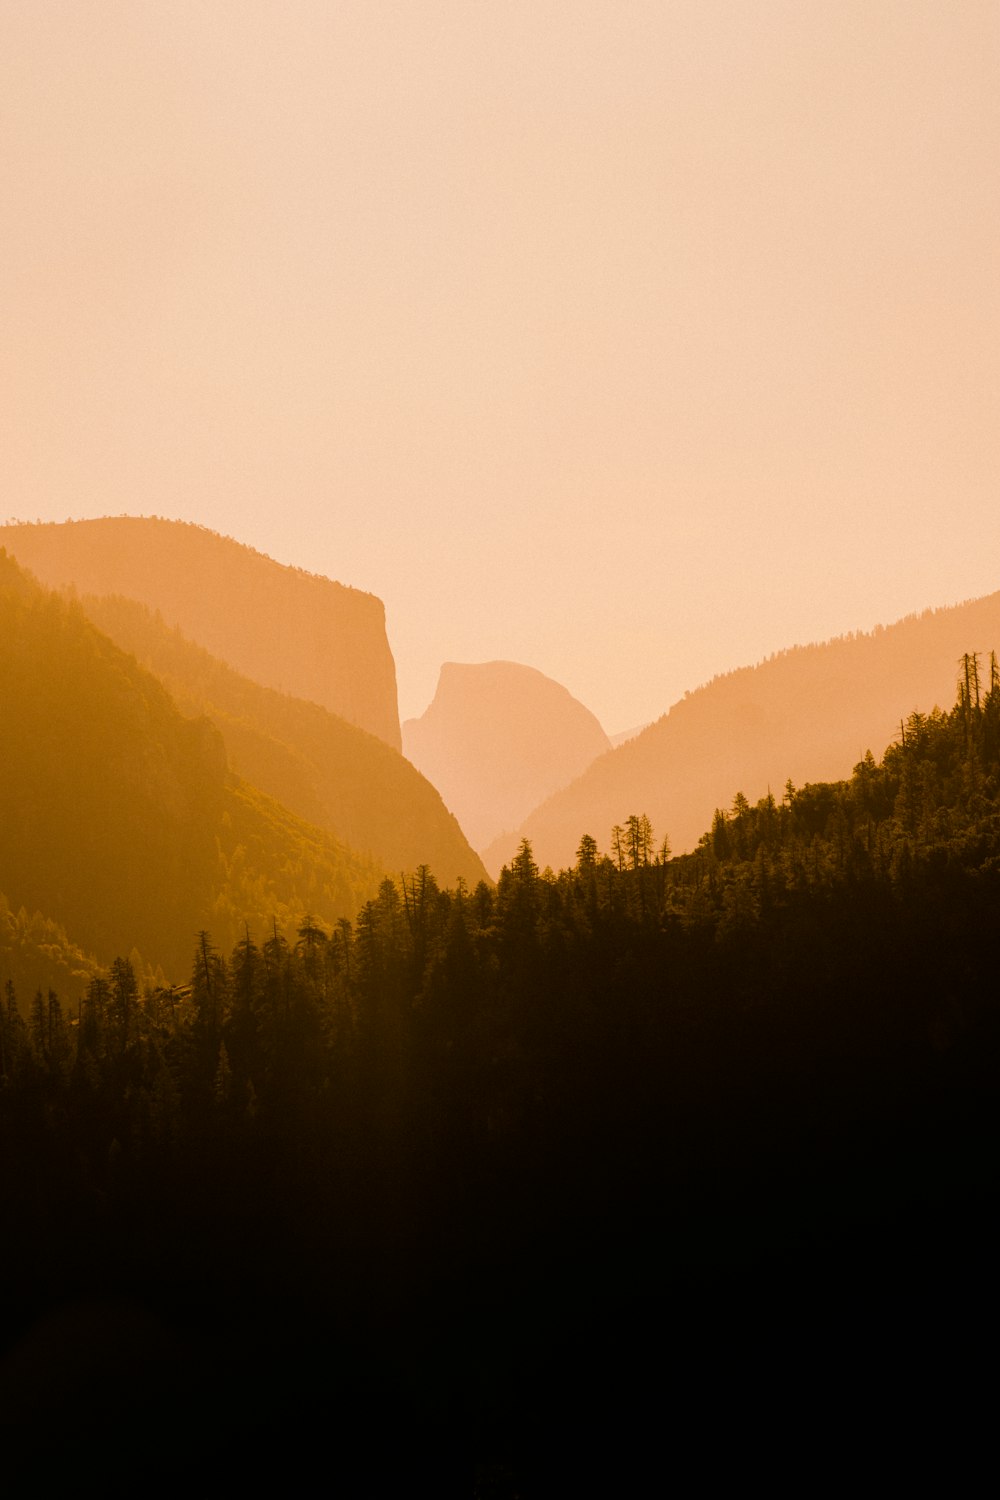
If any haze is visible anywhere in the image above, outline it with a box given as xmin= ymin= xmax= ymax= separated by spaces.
xmin=3 ymin=1 xmax=998 ymax=732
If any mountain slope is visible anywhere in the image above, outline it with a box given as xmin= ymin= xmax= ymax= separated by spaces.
xmin=403 ymin=661 xmax=611 ymax=852
xmin=0 ymin=517 xmax=402 ymax=749
xmin=0 ymin=551 xmax=383 ymax=981
xmin=78 ymin=593 xmax=487 ymax=888
xmin=0 ymin=893 xmax=106 ymax=1007
xmin=485 ymin=591 xmax=1000 ymax=874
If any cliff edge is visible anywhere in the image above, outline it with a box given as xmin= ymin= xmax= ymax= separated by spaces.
xmin=0 ymin=517 xmax=402 ymax=750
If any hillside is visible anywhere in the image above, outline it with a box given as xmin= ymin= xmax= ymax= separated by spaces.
xmin=0 ymin=517 xmax=402 ymax=749
xmin=403 ymin=660 xmax=611 ymax=851
xmin=485 ymin=590 xmax=1000 ymax=874
xmin=78 ymin=593 xmax=487 ymax=888
xmin=0 ymin=894 xmax=106 ymax=1007
xmin=0 ymin=551 xmax=383 ymax=983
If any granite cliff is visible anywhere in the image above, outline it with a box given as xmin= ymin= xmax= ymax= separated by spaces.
xmin=0 ymin=517 xmax=402 ymax=750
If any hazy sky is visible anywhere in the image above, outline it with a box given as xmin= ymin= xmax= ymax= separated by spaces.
xmin=3 ymin=2 xmax=998 ymax=731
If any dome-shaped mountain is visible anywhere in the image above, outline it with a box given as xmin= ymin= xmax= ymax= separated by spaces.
xmin=403 ymin=661 xmax=611 ymax=853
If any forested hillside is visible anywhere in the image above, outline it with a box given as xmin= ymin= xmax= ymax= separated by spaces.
xmin=0 ymin=551 xmax=383 ymax=983
xmin=487 ymin=589 xmax=1000 ymax=872
xmin=0 ymin=895 xmax=105 ymax=1004
xmin=3 ymin=654 xmax=997 ymax=1481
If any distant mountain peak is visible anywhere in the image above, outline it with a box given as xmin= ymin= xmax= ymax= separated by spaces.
xmin=403 ymin=659 xmax=610 ymax=852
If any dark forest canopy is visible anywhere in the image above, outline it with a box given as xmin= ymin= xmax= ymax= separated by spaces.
xmin=2 ymin=656 xmax=999 ymax=1481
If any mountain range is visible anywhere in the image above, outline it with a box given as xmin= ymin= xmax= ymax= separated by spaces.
xmin=485 ymin=591 xmax=1000 ymax=874
xmin=76 ymin=593 xmax=486 ymax=890
xmin=0 ymin=548 xmax=421 ymax=983
xmin=5 ymin=512 xmax=1000 ymax=976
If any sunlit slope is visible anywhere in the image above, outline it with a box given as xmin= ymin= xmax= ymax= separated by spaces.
xmin=403 ymin=661 xmax=611 ymax=851
xmin=79 ymin=594 xmax=487 ymax=888
xmin=0 ymin=517 xmax=402 ymax=750
xmin=0 ymin=892 xmax=105 ymax=1007
xmin=0 ymin=552 xmax=383 ymax=979
xmin=485 ymin=592 xmax=1000 ymax=874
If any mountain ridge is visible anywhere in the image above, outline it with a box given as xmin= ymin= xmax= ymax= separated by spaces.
xmin=0 ymin=516 xmax=403 ymax=750
xmin=485 ymin=589 xmax=1000 ymax=874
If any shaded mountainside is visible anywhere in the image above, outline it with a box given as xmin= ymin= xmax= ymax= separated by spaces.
xmin=0 ymin=552 xmax=383 ymax=986
xmin=79 ymin=594 xmax=487 ymax=889
xmin=0 ymin=517 xmax=402 ymax=749
xmin=403 ymin=660 xmax=611 ymax=851
xmin=486 ymin=590 xmax=1000 ymax=874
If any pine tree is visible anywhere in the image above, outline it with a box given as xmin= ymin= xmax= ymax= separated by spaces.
xmin=109 ymin=956 xmax=139 ymax=1057
xmin=575 ymin=834 xmax=599 ymax=871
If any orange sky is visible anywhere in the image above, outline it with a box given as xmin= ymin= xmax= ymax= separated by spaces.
xmin=3 ymin=2 xmax=998 ymax=733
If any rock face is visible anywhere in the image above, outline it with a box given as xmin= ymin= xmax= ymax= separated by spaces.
xmin=403 ymin=661 xmax=611 ymax=853
xmin=484 ymin=589 xmax=1000 ymax=875
xmin=0 ymin=518 xmax=402 ymax=750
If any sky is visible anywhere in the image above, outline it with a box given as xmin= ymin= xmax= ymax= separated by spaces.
xmin=2 ymin=1 xmax=998 ymax=733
